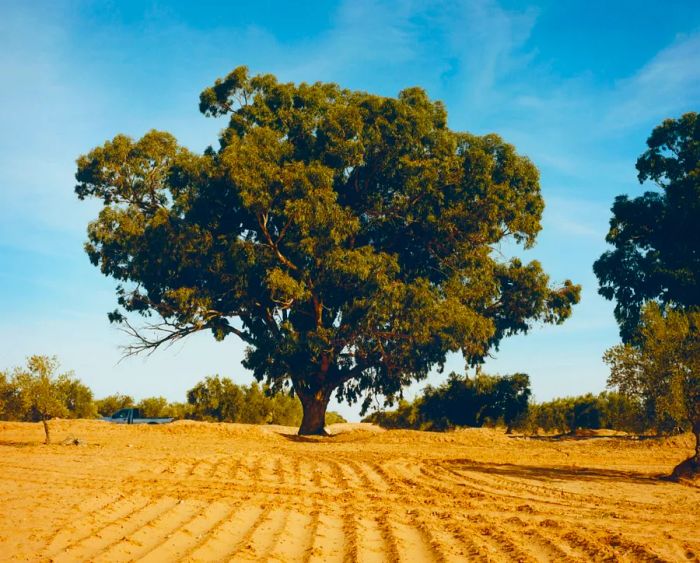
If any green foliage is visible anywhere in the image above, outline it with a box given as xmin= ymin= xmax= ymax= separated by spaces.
xmin=0 ymin=356 xmax=81 ymax=443
xmin=76 ymin=67 xmax=580 ymax=433
xmin=186 ymin=375 xmax=304 ymax=425
xmin=604 ymin=304 xmax=699 ymax=437
xmin=55 ymin=376 xmax=98 ymax=419
xmin=595 ymin=113 xmax=700 ymax=342
xmin=0 ymin=356 xmax=98 ymax=423
xmin=135 ymin=396 xmax=170 ymax=418
xmin=363 ymin=399 xmax=423 ymax=429
xmin=324 ymin=411 xmax=347 ymax=425
xmin=516 ymin=392 xmax=648 ymax=434
xmin=95 ymin=393 xmax=134 ymax=416
xmin=364 ymin=372 xmax=531 ymax=431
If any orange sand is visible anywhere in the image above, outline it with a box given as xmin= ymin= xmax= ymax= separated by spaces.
xmin=0 ymin=419 xmax=698 ymax=562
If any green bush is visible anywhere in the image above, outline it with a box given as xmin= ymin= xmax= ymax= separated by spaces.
xmin=364 ymin=372 xmax=531 ymax=431
xmin=517 ymin=392 xmax=648 ymax=434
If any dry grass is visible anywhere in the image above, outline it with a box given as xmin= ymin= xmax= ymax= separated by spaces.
xmin=0 ymin=419 xmax=698 ymax=562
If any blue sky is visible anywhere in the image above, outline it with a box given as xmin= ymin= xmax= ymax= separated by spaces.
xmin=1 ymin=0 xmax=699 ymax=419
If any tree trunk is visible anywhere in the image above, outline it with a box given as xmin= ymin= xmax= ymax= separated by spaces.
xmin=298 ymin=388 xmax=331 ymax=436
xmin=42 ymin=417 xmax=51 ymax=445
xmin=694 ymin=419 xmax=700 ymax=466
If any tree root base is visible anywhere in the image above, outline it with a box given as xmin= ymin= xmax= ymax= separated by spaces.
xmin=670 ymin=457 xmax=700 ymax=482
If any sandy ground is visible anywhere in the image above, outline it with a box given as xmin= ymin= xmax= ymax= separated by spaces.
xmin=0 ymin=420 xmax=698 ymax=562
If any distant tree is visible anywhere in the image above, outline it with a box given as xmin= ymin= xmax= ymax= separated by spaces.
xmin=0 ymin=372 xmax=17 ymax=420
xmin=366 ymin=372 xmax=531 ymax=431
xmin=55 ymin=376 xmax=98 ymax=419
xmin=477 ymin=372 xmax=530 ymax=433
xmin=267 ymin=390 xmax=303 ymax=426
xmin=324 ymin=411 xmax=347 ymax=425
xmin=187 ymin=376 xmax=245 ymax=422
xmin=95 ymin=393 xmax=134 ymax=417
xmin=605 ymin=303 xmax=700 ymax=477
xmin=136 ymin=396 xmax=170 ymax=418
xmin=8 ymin=356 xmax=69 ymax=444
xmin=594 ymin=113 xmax=700 ymax=342
xmin=76 ymin=66 xmax=580 ymax=434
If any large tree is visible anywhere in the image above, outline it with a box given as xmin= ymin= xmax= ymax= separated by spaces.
xmin=594 ymin=113 xmax=700 ymax=342
xmin=76 ymin=67 xmax=580 ymax=435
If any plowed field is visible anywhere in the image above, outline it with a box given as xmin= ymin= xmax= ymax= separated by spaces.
xmin=0 ymin=420 xmax=698 ymax=562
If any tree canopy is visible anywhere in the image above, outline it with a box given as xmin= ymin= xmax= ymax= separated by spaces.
xmin=594 ymin=112 xmax=700 ymax=342
xmin=604 ymin=303 xmax=700 ymax=475
xmin=0 ymin=356 xmax=92 ymax=444
xmin=76 ymin=66 xmax=580 ymax=434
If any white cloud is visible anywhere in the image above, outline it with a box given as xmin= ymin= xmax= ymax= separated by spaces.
xmin=604 ymin=33 xmax=700 ymax=131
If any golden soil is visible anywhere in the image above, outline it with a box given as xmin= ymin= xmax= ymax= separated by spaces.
xmin=0 ymin=420 xmax=698 ymax=562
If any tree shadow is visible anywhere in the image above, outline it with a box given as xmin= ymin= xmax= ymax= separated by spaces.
xmin=444 ymin=458 xmax=666 ymax=485
xmin=275 ymin=431 xmax=336 ymax=443
xmin=509 ymin=434 xmax=659 ymax=442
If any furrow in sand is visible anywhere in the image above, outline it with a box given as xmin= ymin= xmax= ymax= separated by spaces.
xmin=44 ymin=495 xmax=153 ymax=557
xmin=501 ymin=515 xmax=585 ymax=563
xmin=257 ymin=455 xmax=280 ymax=486
xmin=439 ymin=460 xmax=624 ymax=510
xmin=354 ymin=512 xmax=387 ymax=562
xmin=186 ymin=459 xmax=205 ymax=477
xmin=340 ymin=499 xmax=359 ymax=563
xmin=99 ymin=499 xmax=205 ymax=562
xmin=309 ymin=458 xmax=337 ymax=489
xmin=367 ymin=459 xmax=411 ymax=495
xmin=405 ymin=509 xmax=452 ymax=563
xmin=51 ymin=497 xmax=179 ymax=562
xmin=171 ymin=501 xmax=243 ymax=561
xmin=477 ymin=517 xmax=542 ymax=563
xmin=227 ymin=505 xmax=288 ymax=561
xmin=229 ymin=455 xmax=243 ymax=481
xmin=213 ymin=503 xmax=272 ymax=561
xmin=559 ymin=528 xmax=622 ymax=561
xmin=410 ymin=509 xmax=482 ymax=563
xmin=185 ymin=501 xmax=261 ymax=560
xmin=333 ymin=459 xmax=366 ymax=490
xmin=391 ymin=518 xmax=444 ymax=563
xmin=40 ymin=491 xmax=120 ymax=553
xmin=248 ymin=454 xmax=264 ymax=483
xmin=374 ymin=507 xmax=402 ymax=562
xmin=342 ymin=459 xmax=377 ymax=492
xmin=301 ymin=502 xmax=322 ymax=563
xmin=327 ymin=459 xmax=348 ymax=490
xmin=291 ymin=453 xmax=302 ymax=488
xmin=274 ymin=456 xmax=286 ymax=486
xmin=205 ymin=458 xmax=222 ymax=479
xmin=307 ymin=509 xmax=345 ymax=562
xmin=426 ymin=463 xmax=580 ymax=511
xmin=186 ymin=503 xmax=272 ymax=561
xmin=441 ymin=514 xmax=502 ymax=562
xmin=211 ymin=457 xmax=238 ymax=481
xmin=602 ymin=531 xmax=669 ymax=562
xmin=266 ymin=507 xmax=315 ymax=562
xmin=390 ymin=460 xmax=464 ymax=499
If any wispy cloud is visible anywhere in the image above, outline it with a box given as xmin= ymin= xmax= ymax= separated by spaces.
xmin=604 ymin=33 xmax=700 ymax=131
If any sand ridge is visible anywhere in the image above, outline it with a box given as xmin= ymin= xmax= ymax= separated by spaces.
xmin=0 ymin=419 xmax=698 ymax=562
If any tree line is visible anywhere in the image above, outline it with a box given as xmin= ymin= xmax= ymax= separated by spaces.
xmin=363 ymin=370 xmax=689 ymax=437
xmin=0 ymin=357 xmax=346 ymax=443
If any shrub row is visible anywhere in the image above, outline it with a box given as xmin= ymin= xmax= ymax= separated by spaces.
xmin=363 ymin=372 xmax=657 ymax=435
xmin=0 ymin=359 xmax=346 ymax=427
